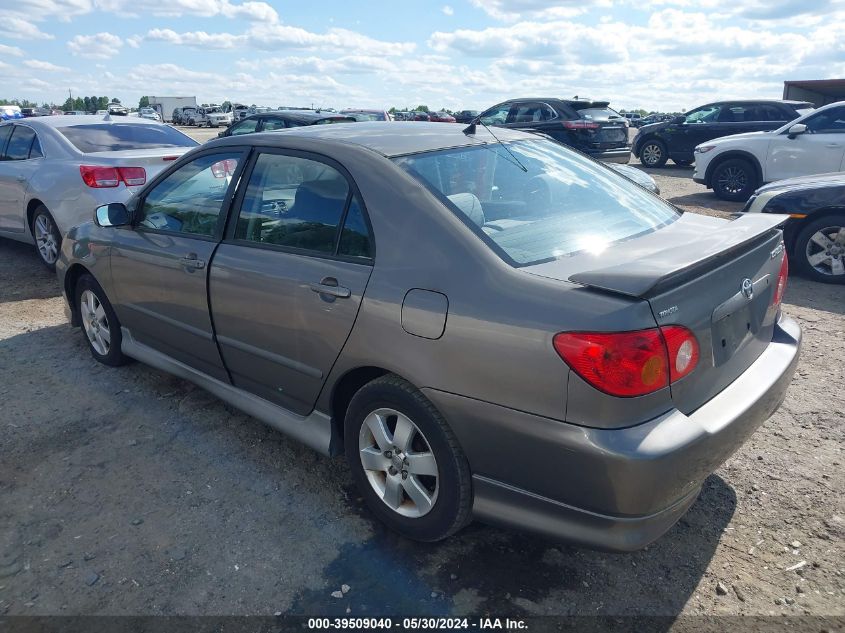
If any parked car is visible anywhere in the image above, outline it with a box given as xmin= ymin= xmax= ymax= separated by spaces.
xmin=409 ymin=111 xmax=430 ymax=121
xmin=340 ymin=109 xmax=392 ymax=122
xmin=21 ymin=107 xmax=49 ymax=118
xmin=633 ymin=100 xmax=815 ymax=168
xmin=57 ymin=122 xmax=799 ymax=550
xmin=1 ymin=105 xmax=23 ymax=121
xmin=622 ymin=112 xmax=642 ymax=127
xmin=233 ymin=104 xmax=250 ymax=121
xmin=693 ymin=101 xmax=845 ymax=201
xmin=107 ymin=104 xmax=129 ymax=116
xmin=0 ymin=117 xmax=197 ymax=269
xmin=247 ymin=106 xmax=273 ymax=117
xmin=393 ymin=111 xmax=411 ymax=121
xmin=739 ymin=173 xmax=845 ymax=284
xmin=428 ymin=111 xmax=457 ymax=123
xmin=194 ymin=106 xmax=233 ymax=128
xmin=453 ymin=110 xmax=479 ymax=124
xmin=217 ymin=110 xmax=356 ymax=138
xmin=139 ymin=107 xmax=161 ymax=122
xmin=172 ymin=107 xmax=188 ymax=125
xmin=96 ymin=110 xmax=108 ymax=116
xmin=180 ymin=107 xmax=199 ymax=126
xmin=476 ymin=98 xmax=630 ymax=163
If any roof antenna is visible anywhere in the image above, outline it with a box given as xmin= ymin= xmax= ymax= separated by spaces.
xmin=465 ymin=117 xmax=527 ymax=172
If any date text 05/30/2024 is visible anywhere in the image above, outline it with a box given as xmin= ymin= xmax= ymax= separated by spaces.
xmin=307 ymin=617 xmax=528 ymax=630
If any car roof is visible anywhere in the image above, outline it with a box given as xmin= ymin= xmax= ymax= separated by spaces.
xmin=2 ymin=115 xmax=166 ymax=129
xmin=211 ymin=121 xmax=538 ymax=157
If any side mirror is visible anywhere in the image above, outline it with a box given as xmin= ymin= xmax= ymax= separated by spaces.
xmin=672 ymin=115 xmax=685 ymax=124
xmin=787 ymin=123 xmax=807 ymax=139
xmin=95 ymin=203 xmax=131 ymax=228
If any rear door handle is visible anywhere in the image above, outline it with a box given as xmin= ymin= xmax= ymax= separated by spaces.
xmin=180 ymin=253 xmax=206 ymax=270
xmin=309 ymin=277 xmax=351 ymax=299
xmin=825 ymin=143 xmax=841 ymax=148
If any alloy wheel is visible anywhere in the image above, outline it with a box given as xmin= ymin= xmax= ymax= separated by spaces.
xmin=34 ymin=213 xmax=58 ymax=265
xmin=641 ymin=143 xmax=662 ymax=166
xmin=80 ymin=289 xmax=112 ymax=356
xmin=358 ymin=407 xmax=439 ymax=518
xmin=805 ymin=226 xmax=845 ymax=278
xmin=716 ymin=166 xmax=748 ymax=195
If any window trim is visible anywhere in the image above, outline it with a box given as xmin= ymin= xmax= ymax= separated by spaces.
xmin=131 ymin=146 xmax=251 ymax=242
xmin=223 ymin=146 xmax=376 ymax=264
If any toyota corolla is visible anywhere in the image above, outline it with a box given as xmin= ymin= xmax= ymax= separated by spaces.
xmin=56 ymin=123 xmax=800 ymax=550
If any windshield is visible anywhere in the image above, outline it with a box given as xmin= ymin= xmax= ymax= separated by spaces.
xmin=395 ymin=139 xmax=678 ymax=265
xmin=58 ymin=124 xmax=199 ymax=153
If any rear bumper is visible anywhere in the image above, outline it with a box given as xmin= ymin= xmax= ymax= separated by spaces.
xmin=424 ymin=315 xmax=801 ymax=551
xmin=586 ymin=147 xmax=631 ymax=164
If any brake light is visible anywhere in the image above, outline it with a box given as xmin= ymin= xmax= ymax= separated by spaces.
xmin=211 ymin=159 xmax=237 ymax=178
xmin=553 ymin=326 xmax=699 ymax=397
xmin=563 ymin=120 xmax=600 ymax=130
xmin=772 ymin=249 xmax=789 ymax=307
xmin=80 ymin=165 xmax=146 ymax=188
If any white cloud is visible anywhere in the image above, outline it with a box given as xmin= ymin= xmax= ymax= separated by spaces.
xmin=442 ymin=5 xmax=454 ymax=15
xmin=468 ymin=0 xmax=595 ymax=21
xmin=145 ymin=28 xmax=243 ymax=49
xmin=0 ymin=44 xmax=25 ymax=57
xmin=0 ymin=17 xmax=54 ymax=40
xmin=67 ymin=32 xmax=123 ymax=58
xmin=23 ymin=59 xmax=71 ymax=72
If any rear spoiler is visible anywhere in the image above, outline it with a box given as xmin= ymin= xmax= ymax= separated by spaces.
xmin=569 ymin=214 xmax=789 ymax=298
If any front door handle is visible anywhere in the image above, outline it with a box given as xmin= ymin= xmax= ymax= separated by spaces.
xmin=825 ymin=143 xmax=841 ymax=148
xmin=15 ymin=175 xmax=27 ymax=182
xmin=180 ymin=253 xmax=206 ymax=270
xmin=309 ymin=277 xmax=351 ymax=299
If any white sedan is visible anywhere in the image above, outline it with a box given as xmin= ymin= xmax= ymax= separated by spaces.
xmin=693 ymin=101 xmax=845 ymax=201
xmin=0 ymin=115 xmax=197 ymax=269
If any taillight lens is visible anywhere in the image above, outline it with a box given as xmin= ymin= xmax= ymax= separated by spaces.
xmin=563 ymin=120 xmax=600 ymax=130
xmin=80 ymin=165 xmax=146 ymax=188
xmin=772 ymin=249 xmax=788 ymax=308
xmin=553 ymin=326 xmax=700 ymax=397
xmin=211 ymin=158 xmax=237 ymax=178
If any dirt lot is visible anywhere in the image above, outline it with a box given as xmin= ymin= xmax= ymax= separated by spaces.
xmin=0 ymin=130 xmax=843 ymax=623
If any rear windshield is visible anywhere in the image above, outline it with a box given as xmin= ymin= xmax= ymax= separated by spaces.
xmin=58 ymin=124 xmax=199 ymax=153
xmin=343 ymin=112 xmax=387 ymax=121
xmin=395 ymin=139 xmax=678 ymax=265
xmin=577 ymin=107 xmax=625 ymax=121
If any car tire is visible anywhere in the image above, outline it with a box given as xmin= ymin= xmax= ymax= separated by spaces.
xmin=75 ymin=274 xmax=130 ymax=366
xmin=792 ymin=215 xmax=845 ymax=284
xmin=30 ymin=205 xmax=62 ymax=271
xmin=344 ymin=374 xmax=472 ymax=542
xmin=711 ymin=158 xmax=759 ymax=202
xmin=639 ymin=139 xmax=667 ymax=168
xmin=673 ymin=159 xmax=693 ymax=166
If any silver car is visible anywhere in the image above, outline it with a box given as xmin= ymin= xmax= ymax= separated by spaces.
xmin=0 ymin=116 xmax=197 ymax=269
xmin=57 ymin=123 xmax=800 ymax=550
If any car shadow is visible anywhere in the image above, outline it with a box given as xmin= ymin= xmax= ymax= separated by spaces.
xmin=665 ymin=192 xmax=743 ymax=215
xmin=783 ymin=276 xmax=844 ymax=315
xmin=0 ymin=237 xmax=61 ymax=304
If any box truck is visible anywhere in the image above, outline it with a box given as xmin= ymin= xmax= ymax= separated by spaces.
xmin=148 ymin=96 xmax=198 ymax=123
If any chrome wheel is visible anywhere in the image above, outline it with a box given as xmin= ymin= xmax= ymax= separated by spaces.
xmin=805 ymin=226 xmax=845 ymax=278
xmin=80 ymin=289 xmax=111 ymax=356
xmin=641 ymin=143 xmax=662 ymax=166
xmin=34 ymin=213 xmax=59 ymax=265
xmin=716 ymin=166 xmax=747 ymax=195
xmin=358 ymin=407 xmax=439 ymax=518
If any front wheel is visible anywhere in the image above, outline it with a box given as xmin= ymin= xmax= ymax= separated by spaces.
xmin=31 ymin=205 xmax=61 ymax=271
xmin=793 ymin=216 xmax=845 ymax=284
xmin=345 ymin=375 xmax=472 ymax=542
xmin=711 ymin=158 xmax=758 ymax=201
xmin=76 ymin=274 xmax=130 ymax=366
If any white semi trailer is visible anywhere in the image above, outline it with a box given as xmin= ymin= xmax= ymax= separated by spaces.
xmin=148 ymin=96 xmax=198 ymax=122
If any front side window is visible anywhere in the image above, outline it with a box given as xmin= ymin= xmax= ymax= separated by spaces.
xmin=395 ymin=139 xmax=678 ymax=266
xmin=684 ymin=104 xmax=722 ymax=124
xmin=234 ymin=153 xmax=373 ymax=258
xmin=230 ymin=119 xmax=259 ymax=136
xmin=478 ymin=103 xmax=511 ymax=126
xmin=138 ymin=153 xmax=241 ymax=237
xmin=5 ymin=126 xmax=37 ymax=160
xmin=804 ymin=106 xmax=845 ymax=134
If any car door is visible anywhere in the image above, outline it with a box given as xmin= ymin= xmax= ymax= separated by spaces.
xmin=0 ymin=124 xmax=43 ymax=234
xmin=209 ymin=149 xmax=375 ymax=415
xmin=766 ymin=105 xmax=845 ymax=181
xmin=108 ymin=149 xmax=247 ymax=381
xmin=671 ymin=103 xmax=726 ymax=159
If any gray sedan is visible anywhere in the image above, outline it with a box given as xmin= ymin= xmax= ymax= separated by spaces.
xmin=56 ymin=123 xmax=800 ymax=550
xmin=0 ymin=115 xmax=197 ymax=269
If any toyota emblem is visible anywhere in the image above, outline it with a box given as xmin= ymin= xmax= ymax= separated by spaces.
xmin=741 ymin=278 xmax=754 ymax=300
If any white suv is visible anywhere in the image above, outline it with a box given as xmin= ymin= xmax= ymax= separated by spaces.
xmin=693 ymin=101 xmax=845 ymax=201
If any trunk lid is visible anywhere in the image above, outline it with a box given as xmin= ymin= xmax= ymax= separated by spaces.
xmin=84 ymin=147 xmax=191 ymax=181
xmin=525 ymin=213 xmax=788 ymax=414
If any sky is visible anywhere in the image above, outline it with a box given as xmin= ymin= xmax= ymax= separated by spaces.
xmin=0 ymin=0 xmax=844 ymax=113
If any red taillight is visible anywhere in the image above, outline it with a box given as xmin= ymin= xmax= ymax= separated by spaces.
xmin=772 ymin=249 xmax=788 ymax=308
xmin=553 ymin=326 xmax=700 ymax=397
xmin=211 ymin=158 xmax=237 ymax=178
xmin=563 ymin=120 xmax=600 ymax=130
xmin=80 ymin=165 xmax=146 ymax=188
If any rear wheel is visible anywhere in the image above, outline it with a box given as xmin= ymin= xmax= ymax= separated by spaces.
xmin=793 ymin=216 xmax=845 ymax=284
xmin=639 ymin=139 xmax=667 ymax=168
xmin=76 ymin=274 xmax=129 ymax=366
xmin=31 ymin=205 xmax=61 ymax=271
xmin=344 ymin=375 xmax=472 ymax=541
xmin=711 ymin=158 xmax=758 ymax=201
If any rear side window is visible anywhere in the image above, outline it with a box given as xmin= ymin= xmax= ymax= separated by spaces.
xmin=262 ymin=118 xmax=287 ymax=131
xmin=57 ymin=124 xmax=198 ymax=153
xmin=510 ymin=103 xmax=557 ymax=123
xmin=234 ymin=153 xmax=373 ymax=259
xmin=0 ymin=125 xmax=14 ymax=158
xmin=743 ymin=104 xmax=788 ymax=122
xmin=5 ymin=126 xmax=37 ymax=160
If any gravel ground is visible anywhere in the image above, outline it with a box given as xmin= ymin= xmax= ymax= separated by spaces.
xmin=0 ymin=127 xmax=843 ymax=622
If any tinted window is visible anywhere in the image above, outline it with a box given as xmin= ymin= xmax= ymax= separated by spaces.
xmin=510 ymin=103 xmax=556 ymax=123
xmin=235 ymin=153 xmax=350 ymax=254
xmin=5 ymin=126 xmax=37 ymax=160
xmin=262 ymin=118 xmax=287 ymax=131
xmin=478 ymin=103 xmax=511 ymax=125
xmin=139 ymin=153 xmax=241 ymax=237
xmin=743 ymin=104 xmax=788 ymax=122
xmin=0 ymin=125 xmax=14 ymax=158
xmin=230 ymin=119 xmax=260 ymax=135
xmin=395 ymin=139 xmax=678 ymax=265
xmin=338 ymin=196 xmax=373 ymax=259
xmin=58 ymin=124 xmax=198 ymax=153
xmin=804 ymin=106 xmax=845 ymax=134
xmin=684 ymin=105 xmax=721 ymax=123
